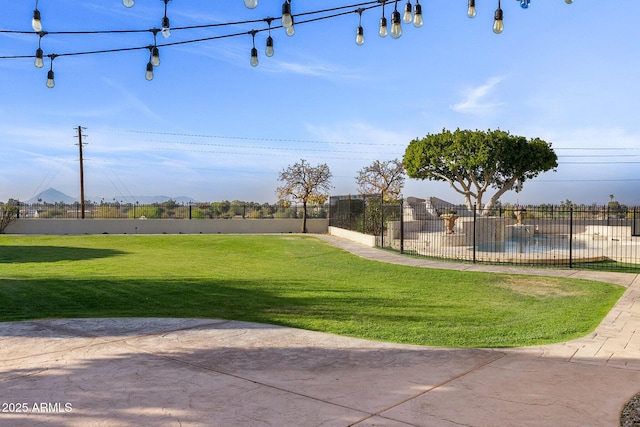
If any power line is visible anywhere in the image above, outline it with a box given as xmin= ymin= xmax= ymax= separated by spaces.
xmin=111 ymin=129 xmax=406 ymax=146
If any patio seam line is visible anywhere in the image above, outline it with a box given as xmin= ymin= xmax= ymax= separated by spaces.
xmin=123 ymin=342 xmax=374 ymax=419
xmin=350 ymin=351 xmax=508 ymax=427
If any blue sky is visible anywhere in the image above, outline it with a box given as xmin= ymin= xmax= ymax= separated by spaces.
xmin=1 ymin=1 xmax=638 ymax=205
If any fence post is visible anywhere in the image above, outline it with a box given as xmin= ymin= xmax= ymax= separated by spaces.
xmin=380 ymin=193 xmax=384 ymax=248
xmin=400 ymin=198 xmax=404 ymax=254
xmin=473 ymin=204 xmax=477 ymax=264
xmin=189 ymin=203 xmax=192 ymax=220
xmin=569 ymin=206 xmax=573 ymax=268
xmin=360 ymin=198 xmax=364 ymax=234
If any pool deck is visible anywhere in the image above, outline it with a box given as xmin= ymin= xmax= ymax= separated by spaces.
xmin=0 ymin=234 xmax=638 ymax=426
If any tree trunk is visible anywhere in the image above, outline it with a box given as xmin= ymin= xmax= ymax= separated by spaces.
xmin=464 ymin=195 xmax=473 ymax=212
xmin=484 ymin=178 xmax=518 ymax=214
xmin=0 ymin=206 xmax=18 ymax=234
xmin=301 ymin=201 xmax=308 ymax=233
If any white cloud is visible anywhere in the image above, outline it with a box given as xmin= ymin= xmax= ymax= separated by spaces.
xmin=270 ymin=61 xmax=332 ymax=76
xmin=451 ymin=76 xmax=506 ymax=114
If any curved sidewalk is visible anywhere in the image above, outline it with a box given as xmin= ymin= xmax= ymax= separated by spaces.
xmin=0 ymin=235 xmax=638 ymax=426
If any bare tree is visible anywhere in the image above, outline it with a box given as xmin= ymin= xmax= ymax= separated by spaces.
xmin=356 ymin=159 xmax=405 ymax=202
xmin=277 ymin=159 xmax=332 ymax=233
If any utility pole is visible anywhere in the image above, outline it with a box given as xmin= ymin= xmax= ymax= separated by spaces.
xmin=75 ymin=126 xmax=87 ymax=219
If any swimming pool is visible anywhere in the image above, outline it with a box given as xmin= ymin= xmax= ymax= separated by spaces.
xmin=477 ymin=235 xmax=591 ymax=254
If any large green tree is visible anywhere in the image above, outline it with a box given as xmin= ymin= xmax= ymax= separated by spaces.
xmin=276 ymin=159 xmax=332 ymax=233
xmin=404 ymin=128 xmax=558 ymax=212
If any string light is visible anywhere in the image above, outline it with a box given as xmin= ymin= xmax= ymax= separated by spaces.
xmin=244 ymin=0 xmax=258 ymax=9
xmin=150 ymin=29 xmax=161 ymax=66
xmin=390 ymin=1 xmax=403 ymax=39
xmin=286 ymin=15 xmax=295 ymax=36
xmin=145 ymin=61 xmax=154 ymax=80
xmin=161 ymin=0 xmax=171 ymax=39
xmin=34 ymin=32 xmax=46 ymax=68
xmin=493 ymin=0 xmax=504 ymax=34
xmin=34 ymin=47 xmax=44 ymax=68
xmin=265 ymin=18 xmax=274 ymax=57
xmin=403 ymin=1 xmax=412 ymax=24
xmin=467 ymin=0 xmax=477 ymax=18
xmin=281 ymin=0 xmax=293 ymax=29
xmin=0 ymin=1 xmax=575 ymax=88
xmin=355 ymin=8 xmax=365 ymax=46
xmin=379 ymin=1 xmax=388 ymax=37
xmin=151 ymin=47 xmax=160 ymax=66
xmin=413 ymin=0 xmax=423 ymax=28
xmin=32 ymin=1 xmax=42 ymax=33
xmin=46 ymin=55 xmax=56 ymax=88
xmin=250 ymin=30 xmax=259 ymax=67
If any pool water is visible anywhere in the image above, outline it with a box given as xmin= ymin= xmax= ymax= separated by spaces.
xmin=477 ymin=235 xmax=589 ymax=254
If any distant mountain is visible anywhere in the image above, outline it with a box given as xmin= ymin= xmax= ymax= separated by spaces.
xmin=27 ymin=188 xmax=77 ymax=204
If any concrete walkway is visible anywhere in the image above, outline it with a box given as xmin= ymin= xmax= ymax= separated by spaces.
xmin=0 ymin=235 xmax=639 ymax=426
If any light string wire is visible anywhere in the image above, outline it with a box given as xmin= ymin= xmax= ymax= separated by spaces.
xmin=0 ymin=1 xmax=382 ymax=61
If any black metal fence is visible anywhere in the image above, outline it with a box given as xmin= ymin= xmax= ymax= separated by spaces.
xmin=329 ymin=194 xmax=402 ymax=241
xmin=329 ymin=196 xmax=640 ymax=271
xmin=14 ymin=201 xmax=328 ymax=220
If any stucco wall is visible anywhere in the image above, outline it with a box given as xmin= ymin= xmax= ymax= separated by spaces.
xmin=5 ymin=219 xmax=329 ymax=235
xmin=327 ymin=226 xmax=376 ymax=247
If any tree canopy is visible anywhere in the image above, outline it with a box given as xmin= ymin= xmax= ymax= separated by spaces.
xmin=276 ymin=159 xmax=332 ymax=232
xmin=403 ymin=128 xmax=558 ymax=212
xmin=356 ymin=159 xmax=405 ymax=202
xmin=0 ymin=199 xmax=19 ymax=234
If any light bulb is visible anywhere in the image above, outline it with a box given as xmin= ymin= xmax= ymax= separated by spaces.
xmin=467 ymin=0 xmax=476 ymax=18
xmin=286 ymin=21 xmax=295 ymax=36
xmin=32 ymin=9 xmax=42 ymax=33
xmin=520 ymin=0 xmax=529 ymax=8
xmin=151 ymin=47 xmax=160 ymax=67
xmin=161 ymin=16 xmax=171 ymax=38
xmin=34 ymin=48 xmax=44 ymax=68
xmin=391 ymin=10 xmax=402 ymax=39
xmin=244 ymin=0 xmax=258 ymax=8
xmin=281 ymin=1 xmax=292 ymax=28
xmin=379 ymin=16 xmax=388 ymax=37
xmin=565 ymin=0 xmax=573 ymax=3
xmin=266 ymin=36 xmax=274 ymax=57
xmin=250 ymin=47 xmax=259 ymax=67
xmin=46 ymin=70 xmax=54 ymax=88
xmin=413 ymin=3 xmax=423 ymax=28
xmin=493 ymin=7 xmax=504 ymax=34
xmin=122 ymin=0 xmax=135 ymax=7
xmin=145 ymin=62 xmax=154 ymax=81
xmin=403 ymin=1 xmax=412 ymax=24
xmin=356 ymin=26 xmax=364 ymax=45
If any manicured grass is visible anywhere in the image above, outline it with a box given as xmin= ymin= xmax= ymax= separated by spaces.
xmin=0 ymin=234 xmax=625 ymax=348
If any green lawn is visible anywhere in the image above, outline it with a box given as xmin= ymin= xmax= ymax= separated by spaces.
xmin=0 ymin=234 xmax=625 ymax=348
